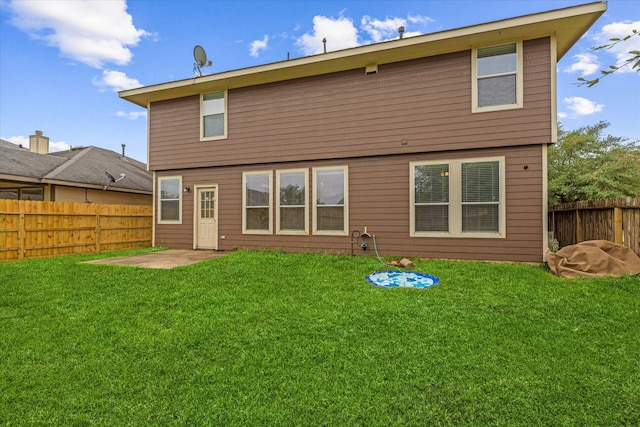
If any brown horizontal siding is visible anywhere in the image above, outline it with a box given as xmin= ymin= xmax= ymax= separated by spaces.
xmin=154 ymin=144 xmax=544 ymax=262
xmin=148 ymin=38 xmax=551 ymax=171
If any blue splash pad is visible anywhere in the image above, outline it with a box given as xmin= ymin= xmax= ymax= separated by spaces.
xmin=366 ymin=270 xmax=440 ymax=289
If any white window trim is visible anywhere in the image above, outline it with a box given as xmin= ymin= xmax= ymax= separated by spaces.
xmin=410 ymin=157 xmax=506 ymax=238
xmin=276 ymin=168 xmax=309 ymax=235
xmin=312 ymin=166 xmax=349 ymax=236
xmin=242 ymin=171 xmax=273 ymax=235
xmin=200 ymin=90 xmax=228 ymax=141
xmin=158 ymin=175 xmax=182 ymax=224
xmin=471 ymin=41 xmax=523 ymax=113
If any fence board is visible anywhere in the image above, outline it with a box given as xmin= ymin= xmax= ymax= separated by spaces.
xmin=549 ymin=196 xmax=640 ymax=256
xmin=0 ymin=200 xmax=152 ymax=261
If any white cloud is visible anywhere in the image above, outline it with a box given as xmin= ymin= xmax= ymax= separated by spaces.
xmin=594 ymin=21 xmax=640 ymax=73
xmin=49 ymin=140 xmax=71 ymax=152
xmin=116 ymin=110 xmax=147 ymax=120
xmin=296 ymin=15 xmax=359 ymax=56
xmin=3 ymin=135 xmax=70 ymax=152
xmin=408 ymin=14 xmax=434 ymax=26
xmin=9 ymin=0 xmax=149 ymax=68
xmin=361 ymin=16 xmax=406 ymax=42
xmin=93 ymin=70 xmax=142 ymax=92
xmin=564 ymin=53 xmax=600 ymax=76
xmin=3 ymin=136 xmax=30 ymax=148
xmin=360 ymin=14 xmax=432 ymax=42
xmin=249 ymin=35 xmax=269 ymax=57
xmin=562 ymin=96 xmax=604 ymax=116
xmin=296 ymin=12 xmax=433 ymax=56
xmin=557 ymin=112 xmax=569 ymax=119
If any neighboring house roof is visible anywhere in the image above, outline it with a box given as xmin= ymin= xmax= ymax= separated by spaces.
xmin=120 ymin=2 xmax=606 ymax=107
xmin=1 ymin=141 xmax=67 ymax=179
xmin=0 ymin=138 xmax=28 ymax=150
xmin=0 ymin=144 xmax=152 ymax=194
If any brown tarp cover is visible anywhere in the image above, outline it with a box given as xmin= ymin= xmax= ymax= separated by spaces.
xmin=546 ymin=240 xmax=640 ymax=278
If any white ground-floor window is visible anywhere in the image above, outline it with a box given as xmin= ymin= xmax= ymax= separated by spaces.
xmin=158 ymin=176 xmax=182 ymax=224
xmin=313 ymin=166 xmax=349 ymax=236
xmin=241 ymin=166 xmax=348 ymax=236
xmin=276 ymin=169 xmax=308 ymax=235
xmin=410 ymin=157 xmax=505 ymax=238
xmin=242 ymin=171 xmax=272 ymax=234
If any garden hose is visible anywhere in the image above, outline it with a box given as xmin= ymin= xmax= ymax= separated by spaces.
xmin=372 ymin=235 xmax=400 ymax=269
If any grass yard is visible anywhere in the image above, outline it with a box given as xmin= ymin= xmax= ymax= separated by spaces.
xmin=1 ymin=249 xmax=639 ymax=426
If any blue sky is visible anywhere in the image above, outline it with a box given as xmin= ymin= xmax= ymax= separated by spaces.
xmin=1 ymin=0 xmax=638 ymax=163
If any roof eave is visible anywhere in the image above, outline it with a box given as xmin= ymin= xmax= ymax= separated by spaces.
xmin=0 ymin=174 xmax=151 ymax=194
xmin=119 ymin=1 xmax=606 ymax=108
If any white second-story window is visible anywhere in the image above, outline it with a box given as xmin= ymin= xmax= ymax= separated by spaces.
xmin=473 ymin=42 xmax=522 ymax=112
xmin=202 ymin=91 xmax=226 ymax=139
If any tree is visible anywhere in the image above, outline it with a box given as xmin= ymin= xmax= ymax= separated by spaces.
xmin=548 ymin=121 xmax=640 ymax=205
xmin=578 ymin=29 xmax=639 ymax=87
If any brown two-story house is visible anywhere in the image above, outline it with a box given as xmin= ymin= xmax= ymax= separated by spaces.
xmin=120 ymin=2 xmax=606 ymax=262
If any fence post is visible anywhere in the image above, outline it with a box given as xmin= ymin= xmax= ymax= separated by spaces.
xmin=18 ymin=213 xmax=25 ymax=260
xmin=95 ymin=213 xmax=101 ymax=253
xmin=614 ymin=207 xmax=623 ymax=245
xmin=575 ymin=209 xmax=583 ymax=243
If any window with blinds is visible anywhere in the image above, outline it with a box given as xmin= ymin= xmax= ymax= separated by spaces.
xmin=461 ymin=161 xmax=500 ymax=233
xmin=474 ymin=42 xmax=521 ymax=111
xmin=411 ymin=158 xmax=504 ymax=238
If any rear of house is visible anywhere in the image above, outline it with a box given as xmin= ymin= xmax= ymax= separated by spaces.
xmin=120 ymin=2 xmax=606 ymax=263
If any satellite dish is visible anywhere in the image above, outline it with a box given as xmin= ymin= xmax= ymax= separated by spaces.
xmin=193 ymin=45 xmax=212 ymax=76
xmin=103 ymin=171 xmax=126 ymax=190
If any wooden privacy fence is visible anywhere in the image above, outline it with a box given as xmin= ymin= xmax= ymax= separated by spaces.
xmin=548 ymin=197 xmax=640 ymax=256
xmin=0 ymin=200 xmax=152 ymax=261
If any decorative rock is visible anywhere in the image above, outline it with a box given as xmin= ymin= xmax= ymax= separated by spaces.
xmin=399 ymin=258 xmax=414 ymax=268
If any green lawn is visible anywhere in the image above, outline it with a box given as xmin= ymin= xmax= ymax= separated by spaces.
xmin=1 ymin=249 xmax=639 ymax=426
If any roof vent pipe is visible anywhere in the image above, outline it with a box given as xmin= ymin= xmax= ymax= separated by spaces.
xmin=121 ymin=144 xmax=126 ymax=157
xmin=322 ymin=37 xmax=327 ymax=53
xmin=399 ymin=26 xmax=405 ymax=39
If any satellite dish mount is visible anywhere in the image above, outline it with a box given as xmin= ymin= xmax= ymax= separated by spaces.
xmin=193 ymin=45 xmax=212 ymax=77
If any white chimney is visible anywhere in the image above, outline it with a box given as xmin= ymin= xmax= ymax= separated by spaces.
xmin=29 ymin=130 xmax=50 ymax=154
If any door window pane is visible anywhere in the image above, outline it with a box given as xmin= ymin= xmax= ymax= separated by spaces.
xmin=200 ymin=190 xmax=215 ymax=219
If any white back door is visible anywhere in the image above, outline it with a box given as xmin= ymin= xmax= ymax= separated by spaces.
xmin=196 ymin=186 xmax=217 ymax=249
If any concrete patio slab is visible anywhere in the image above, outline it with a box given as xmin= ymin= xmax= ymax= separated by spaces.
xmin=84 ymin=249 xmax=227 ymax=269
